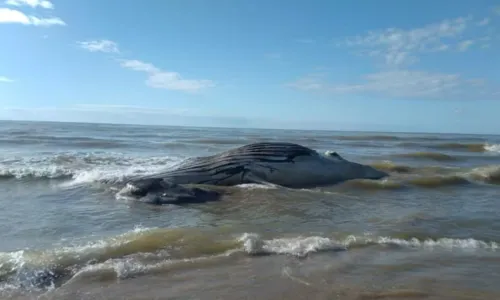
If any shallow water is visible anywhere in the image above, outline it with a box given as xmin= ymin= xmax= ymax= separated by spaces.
xmin=1 ymin=120 xmax=500 ymax=299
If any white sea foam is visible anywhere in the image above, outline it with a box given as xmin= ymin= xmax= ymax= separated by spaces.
xmin=1 ymin=227 xmax=498 ymax=293
xmin=0 ymin=152 xmax=183 ymax=186
xmin=235 ymin=183 xmax=278 ymax=190
xmin=238 ymin=233 xmax=346 ymax=256
xmin=485 ymin=143 xmax=500 ymax=153
xmin=465 ymin=165 xmax=500 ymax=184
xmin=238 ymin=233 xmax=499 ymax=256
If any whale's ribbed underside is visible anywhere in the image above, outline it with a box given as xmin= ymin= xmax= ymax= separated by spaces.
xmin=152 ymin=142 xmax=318 ymax=180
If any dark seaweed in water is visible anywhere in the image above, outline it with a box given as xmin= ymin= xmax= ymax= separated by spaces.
xmin=431 ymin=142 xmax=488 ymax=152
xmin=393 ymin=151 xmax=459 ymax=161
xmin=397 ymin=141 xmax=491 ymax=153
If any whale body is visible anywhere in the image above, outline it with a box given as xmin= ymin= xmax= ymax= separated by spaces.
xmin=118 ymin=142 xmax=388 ymax=204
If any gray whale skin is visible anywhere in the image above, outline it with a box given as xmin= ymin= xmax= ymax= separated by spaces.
xmin=118 ymin=142 xmax=388 ymax=205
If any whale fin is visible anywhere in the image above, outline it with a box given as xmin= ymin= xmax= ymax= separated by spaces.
xmin=121 ymin=178 xmax=222 ymax=205
xmin=244 ymin=172 xmax=282 ymax=188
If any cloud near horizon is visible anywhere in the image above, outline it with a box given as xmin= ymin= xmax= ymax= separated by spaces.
xmin=71 ymin=104 xmax=192 ymax=116
xmin=77 ymin=39 xmax=215 ymax=93
xmin=0 ymin=104 xmax=258 ymax=128
xmin=288 ymin=70 xmax=496 ymax=100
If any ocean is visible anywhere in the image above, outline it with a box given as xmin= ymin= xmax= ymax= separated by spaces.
xmin=0 ymin=120 xmax=499 ymax=300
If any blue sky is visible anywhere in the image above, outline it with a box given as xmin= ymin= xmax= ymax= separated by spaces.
xmin=0 ymin=0 xmax=499 ymax=134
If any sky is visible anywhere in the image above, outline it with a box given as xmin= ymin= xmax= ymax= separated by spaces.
xmin=0 ymin=0 xmax=499 ymax=134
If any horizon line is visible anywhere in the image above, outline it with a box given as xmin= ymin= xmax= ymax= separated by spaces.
xmin=0 ymin=118 xmax=496 ymax=137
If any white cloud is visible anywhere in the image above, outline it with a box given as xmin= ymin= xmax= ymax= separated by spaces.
xmin=286 ymin=73 xmax=325 ymax=91
xmin=119 ymin=59 xmax=158 ymax=72
xmin=77 ymin=40 xmax=120 ymax=53
xmin=28 ymin=15 xmax=64 ymax=26
xmin=477 ymin=18 xmax=490 ymax=26
xmin=0 ymin=8 xmax=65 ymax=26
xmin=337 ymin=16 xmax=483 ymax=66
xmin=315 ymin=13 xmax=498 ymax=101
xmin=295 ymin=38 xmax=315 ymax=44
xmin=458 ymin=40 xmax=474 ymax=51
xmin=2 ymin=104 xmax=190 ymax=115
xmin=119 ymin=59 xmax=215 ymax=92
xmin=5 ymin=0 xmax=53 ymax=9
xmin=0 ymin=76 xmax=14 ymax=83
xmin=0 ymin=8 xmax=28 ymax=24
xmin=77 ymin=39 xmax=215 ymax=93
xmin=70 ymin=104 xmax=191 ymax=116
xmin=493 ymin=6 xmax=500 ymax=16
xmin=265 ymin=53 xmax=281 ymax=59
xmin=288 ymin=70 xmax=498 ymax=100
xmin=0 ymin=105 xmax=256 ymax=128
xmin=147 ymin=72 xmax=215 ymax=91
xmin=478 ymin=36 xmax=492 ymax=49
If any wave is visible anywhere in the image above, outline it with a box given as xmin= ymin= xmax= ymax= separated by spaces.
xmin=340 ymin=164 xmax=500 ymax=190
xmin=183 ymin=138 xmax=247 ymax=145
xmin=393 ymin=151 xmax=459 ymax=161
xmin=2 ymin=151 xmax=499 ymax=191
xmin=467 ymin=165 xmax=500 ymax=185
xmin=0 ymin=152 xmax=181 ymax=185
xmin=336 ymin=135 xmax=403 ymax=141
xmin=334 ymin=135 xmax=489 ymax=142
xmin=485 ymin=143 xmax=500 ymax=153
xmin=398 ymin=142 xmax=500 ymax=153
xmin=408 ymin=175 xmax=471 ymax=188
xmin=0 ymin=136 xmax=128 ymax=149
xmin=369 ymin=161 xmax=415 ymax=173
xmin=368 ymin=161 xmax=456 ymax=174
xmin=1 ymin=227 xmax=497 ymax=293
xmin=431 ymin=143 xmax=490 ymax=152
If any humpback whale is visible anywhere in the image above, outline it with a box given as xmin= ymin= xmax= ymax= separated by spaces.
xmin=118 ymin=142 xmax=388 ymax=205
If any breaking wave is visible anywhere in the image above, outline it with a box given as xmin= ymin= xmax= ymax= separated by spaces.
xmin=397 ymin=142 xmax=500 ymax=153
xmin=0 ymin=152 xmax=182 ymax=186
xmin=431 ymin=143 xmax=492 ymax=152
xmin=341 ymin=164 xmax=500 ymax=190
xmin=1 ymin=227 xmax=497 ymax=293
xmin=1 ymin=150 xmax=499 ymax=191
xmin=467 ymin=165 xmax=500 ymax=185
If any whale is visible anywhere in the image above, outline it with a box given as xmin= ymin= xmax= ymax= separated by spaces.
xmin=117 ymin=142 xmax=389 ymax=205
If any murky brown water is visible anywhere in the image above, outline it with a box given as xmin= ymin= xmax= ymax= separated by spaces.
xmin=1 ymin=121 xmax=500 ymax=299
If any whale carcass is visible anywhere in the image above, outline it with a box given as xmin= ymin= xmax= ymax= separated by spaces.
xmin=117 ymin=142 xmax=388 ymax=204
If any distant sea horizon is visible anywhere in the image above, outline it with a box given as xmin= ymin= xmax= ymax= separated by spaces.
xmin=0 ymin=118 xmax=496 ymax=137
